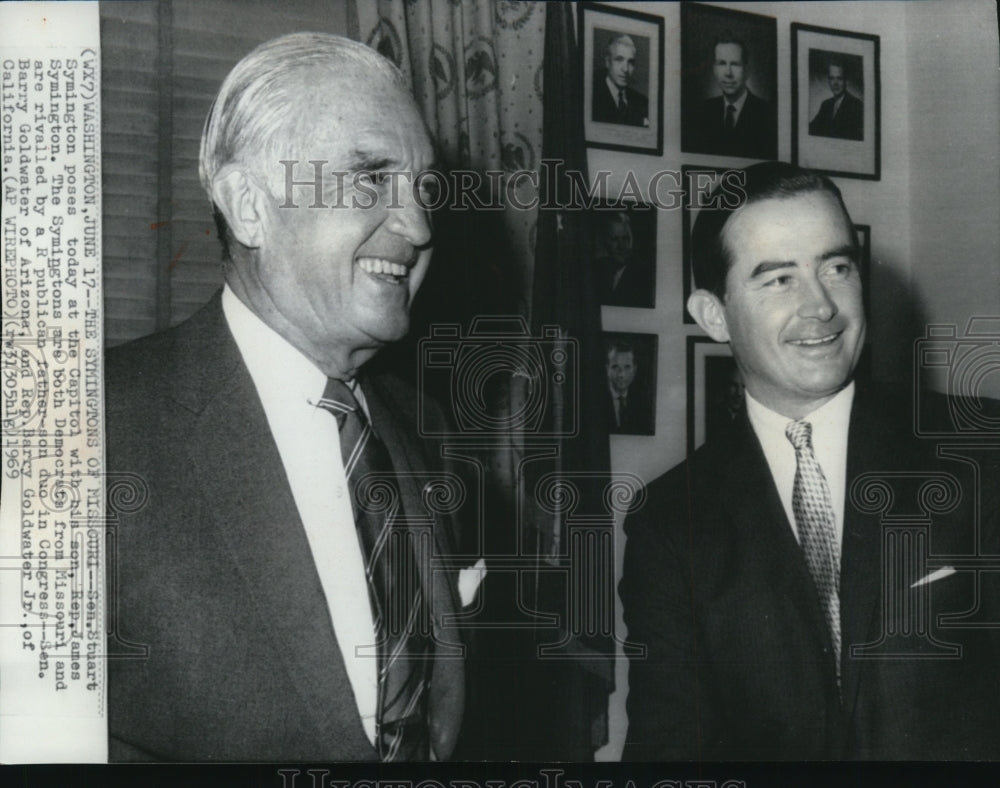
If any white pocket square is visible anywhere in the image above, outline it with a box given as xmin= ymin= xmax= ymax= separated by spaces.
xmin=458 ymin=558 xmax=487 ymax=607
xmin=911 ymin=566 xmax=956 ymax=588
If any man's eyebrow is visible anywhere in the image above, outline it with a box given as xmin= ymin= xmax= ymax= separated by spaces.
xmin=342 ymin=150 xmax=440 ymax=174
xmin=748 ymin=245 xmax=858 ymax=279
xmin=749 ymin=260 xmax=795 ymax=278
xmin=343 ymin=152 xmax=397 ymax=171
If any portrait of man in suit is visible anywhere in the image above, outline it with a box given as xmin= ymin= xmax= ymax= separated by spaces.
xmin=621 ymin=161 xmax=1000 ymax=760
xmin=596 ymin=210 xmax=655 ymax=308
xmin=680 ymin=3 xmax=778 ymax=161
xmin=104 ymin=33 xmax=472 ymax=762
xmin=592 ymin=32 xmax=650 ymax=128
xmin=809 ymin=54 xmax=865 ymax=140
xmin=704 ymin=357 xmax=746 ymax=445
xmin=603 ymin=334 xmax=656 ymax=435
xmin=692 ymin=31 xmax=777 ymax=159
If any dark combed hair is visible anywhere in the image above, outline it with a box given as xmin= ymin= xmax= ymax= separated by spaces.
xmin=690 ymin=161 xmax=857 ymax=299
xmin=713 ymin=30 xmax=749 ymax=65
xmin=606 ymin=339 xmax=635 ymax=358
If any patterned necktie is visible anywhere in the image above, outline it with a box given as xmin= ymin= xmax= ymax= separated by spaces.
xmin=318 ymin=378 xmax=430 ymax=760
xmin=725 ymin=103 xmax=736 ymax=130
xmin=618 ymin=87 xmax=627 ymax=111
xmin=785 ymin=419 xmax=842 ymax=684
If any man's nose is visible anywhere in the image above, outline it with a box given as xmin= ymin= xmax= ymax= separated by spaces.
xmin=798 ymin=276 xmax=838 ymax=321
xmin=386 ymin=183 xmax=433 ymax=247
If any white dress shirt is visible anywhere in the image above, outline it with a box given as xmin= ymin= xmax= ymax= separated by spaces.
xmin=744 ymin=383 xmax=855 ymax=546
xmin=222 ymin=285 xmax=378 ymax=744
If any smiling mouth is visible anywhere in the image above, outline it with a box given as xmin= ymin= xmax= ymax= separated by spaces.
xmin=357 ymin=257 xmax=410 ymax=285
xmin=788 ymin=331 xmax=842 ymax=347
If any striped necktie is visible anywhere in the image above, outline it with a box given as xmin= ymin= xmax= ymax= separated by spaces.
xmin=785 ymin=419 xmax=842 ymax=685
xmin=318 ymin=378 xmax=431 ymax=760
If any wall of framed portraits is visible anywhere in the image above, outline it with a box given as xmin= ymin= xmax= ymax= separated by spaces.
xmin=589 ymin=0 xmax=1000 ymax=760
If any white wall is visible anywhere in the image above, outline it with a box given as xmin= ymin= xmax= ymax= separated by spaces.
xmin=905 ymin=0 xmax=1000 ymax=397
xmin=591 ymin=0 xmax=997 ymax=760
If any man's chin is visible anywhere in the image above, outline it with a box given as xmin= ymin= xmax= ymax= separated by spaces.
xmin=366 ymin=317 xmax=410 ymax=347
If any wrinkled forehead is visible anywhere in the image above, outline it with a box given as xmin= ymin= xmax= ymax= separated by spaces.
xmin=283 ymin=67 xmax=431 ymax=160
xmin=608 ymin=42 xmax=636 ymax=59
xmin=715 ymin=42 xmax=745 ymax=63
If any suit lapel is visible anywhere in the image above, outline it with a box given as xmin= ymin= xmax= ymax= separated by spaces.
xmin=361 ymin=373 xmax=465 ymax=757
xmin=362 ymin=375 xmax=462 ymax=618
xmin=177 ymin=298 xmax=374 ymax=755
xmin=839 ymin=387 xmax=897 ymax=718
xmin=719 ymin=418 xmax=840 ymax=667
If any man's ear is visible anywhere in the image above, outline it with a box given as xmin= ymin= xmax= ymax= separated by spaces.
xmin=687 ymin=288 xmax=730 ymax=343
xmin=211 ymin=167 xmax=269 ymax=249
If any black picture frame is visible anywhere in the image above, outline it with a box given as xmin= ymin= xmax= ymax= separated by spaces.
xmin=792 ymin=23 xmax=881 ymax=180
xmin=680 ymin=2 xmax=778 ymax=161
xmin=687 ymin=336 xmax=741 ymax=456
xmin=602 ymin=331 xmax=658 ymax=436
xmin=591 ymin=202 xmax=657 ymax=309
xmin=580 ymin=2 xmax=664 ymax=156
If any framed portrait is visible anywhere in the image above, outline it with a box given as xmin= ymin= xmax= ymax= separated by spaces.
xmin=680 ymin=3 xmax=777 ymax=161
xmin=792 ymin=23 xmax=881 ymax=179
xmin=580 ymin=2 xmax=664 ymax=155
xmin=680 ymin=164 xmax=745 ymax=324
xmin=602 ymin=332 xmax=658 ymax=436
xmin=687 ymin=336 xmax=742 ymax=456
xmin=591 ymin=202 xmax=657 ymax=308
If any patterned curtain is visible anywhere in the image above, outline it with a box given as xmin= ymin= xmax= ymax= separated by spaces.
xmin=358 ymin=0 xmax=542 ymax=311
xmin=353 ymin=0 xmax=609 ymax=760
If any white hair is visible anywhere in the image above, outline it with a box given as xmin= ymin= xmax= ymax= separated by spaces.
xmin=198 ymin=32 xmax=408 ymax=198
xmin=606 ymin=34 xmax=637 ymax=56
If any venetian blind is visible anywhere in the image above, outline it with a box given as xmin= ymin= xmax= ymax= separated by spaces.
xmin=101 ymin=0 xmax=347 ymax=346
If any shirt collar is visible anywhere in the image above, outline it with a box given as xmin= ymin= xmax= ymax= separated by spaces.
xmin=221 ymin=284 xmax=329 ymax=407
xmin=605 ymin=75 xmax=625 ymax=101
xmin=725 ymin=88 xmax=749 ymax=114
xmin=745 ymin=381 xmax=855 ymax=443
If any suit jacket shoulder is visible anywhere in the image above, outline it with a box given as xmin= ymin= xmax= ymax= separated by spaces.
xmin=622 ymin=382 xmax=1000 ymax=760
xmin=106 ymin=294 xmax=466 ymax=761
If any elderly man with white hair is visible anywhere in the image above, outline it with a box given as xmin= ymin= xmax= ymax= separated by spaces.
xmin=105 ymin=32 xmax=468 ymax=762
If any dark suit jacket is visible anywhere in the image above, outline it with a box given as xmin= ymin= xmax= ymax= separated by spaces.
xmin=602 ymin=258 xmax=654 ymax=308
xmin=810 ymin=92 xmax=864 ymax=140
xmin=604 ymin=385 xmax=653 ymax=435
xmin=105 ymin=293 xmax=465 ymax=762
xmin=593 ymin=74 xmax=649 ymax=127
xmin=621 ymin=383 xmax=1000 ymax=759
xmin=689 ymin=91 xmax=777 ymax=159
